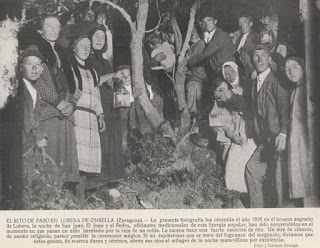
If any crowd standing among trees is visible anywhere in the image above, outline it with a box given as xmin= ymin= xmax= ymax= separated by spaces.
xmin=0 ymin=0 xmax=319 ymax=209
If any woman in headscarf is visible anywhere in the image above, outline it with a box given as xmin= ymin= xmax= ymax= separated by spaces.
xmin=32 ymin=16 xmax=80 ymax=189
xmin=68 ymin=33 xmax=106 ymax=198
xmin=215 ymin=61 xmax=256 ymax=195
xmin=86 ymin=23 xmax=124 ymax=195
xmin=284 ymin=56 xmax=318 ymax=207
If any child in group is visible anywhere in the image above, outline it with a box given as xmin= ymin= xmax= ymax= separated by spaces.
xmin=149 ymin=32 xmax=176 ymax=73
xmin=146 ymin=31 xmax=178 ymax=122
xmin=113 ymin=65 xmax=135 ymax=151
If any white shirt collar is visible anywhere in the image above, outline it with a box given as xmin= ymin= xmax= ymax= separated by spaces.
xmin=237 ymin=32 xmax=250 ymax=51
xmin=257 ymin=68 xmax=271 ymax=92
xmin=257 ymin=68 xmax=271 ymax=82
xmin=23 ymin=78 xmax=38 ymax=109
xmin=48 ymin=40 xmax=55 ymax=48
xmin=204 ymin=29 xmax=216 ymax=43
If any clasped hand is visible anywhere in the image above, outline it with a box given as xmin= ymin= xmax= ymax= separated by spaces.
xmin=214 ymin=87 xmax=231 ymax=102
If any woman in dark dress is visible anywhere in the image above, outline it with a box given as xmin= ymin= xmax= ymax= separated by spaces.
xmin=284 ymin=57 xmax=319 ymax=207
xmin=86 ymin=23 xmax=124 ymax=194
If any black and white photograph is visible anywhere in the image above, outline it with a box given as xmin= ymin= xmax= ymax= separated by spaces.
xmin=0 ymin=0 xmax=319 ymax=214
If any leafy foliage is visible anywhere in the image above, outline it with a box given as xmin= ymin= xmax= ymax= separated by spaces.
xmin=124 ymin=132 xmax=239 ymax=208
xmin=182 ymin=146 xmax=239 ymax=209
xmin=125 ymin=132 xmax=194 ymax=189
xmin=23 ymin=0 xmax=76 ymax=21
xmin=24 ymin=169 xmax=82 ymax=210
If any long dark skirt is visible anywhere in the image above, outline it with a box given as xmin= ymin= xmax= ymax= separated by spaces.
xmin=91 ymin=85 xmax=124 ymax=187
xmin=43 ymin=117 xmax=80 ymax=183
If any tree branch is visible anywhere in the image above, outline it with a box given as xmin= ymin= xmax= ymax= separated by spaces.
xmin=145 ymin=0 xmax=161 ymax=33
xmin=95 ymin=0 xmax=136 ymax=31
xmin=178 ymin=0 xmax=201 ymax=62
xmin=137 ymin=0 xmax=149 ymax=34
xmin=171 ymin=12 xmax=183 ymax=55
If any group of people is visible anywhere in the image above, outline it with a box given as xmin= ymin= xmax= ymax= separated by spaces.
xmin=17 ymin=14 xmax=132 ymax=200
xmin=182 ymin=10 xmax=318 ymax=208
xmin=2 ymin=5 xmax=317 ymax=209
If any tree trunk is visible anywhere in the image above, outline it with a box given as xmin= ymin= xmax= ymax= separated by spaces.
xmin=300 ymin=0 xmax=320 ymax=206
xmin=174 ymin=60 xmax=190 ymax=137
xmin=170 ymin=12 xmax=183 ymax=55
xmin=131 ymin=0 xmax=175 ymax=140
xmin=172 ymin=1 xmax=202 ymax=138
xmin=130 ymin=34 xmax=162 ymax=129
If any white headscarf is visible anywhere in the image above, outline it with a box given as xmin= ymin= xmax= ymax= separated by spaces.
xmin=222 ymin=61 xmax=239 ymax=88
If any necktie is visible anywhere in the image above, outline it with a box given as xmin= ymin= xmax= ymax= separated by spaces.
xmin=237 ymin=34 xmax=247 ymax=51
xmin=51 ymin=44 xmax=61 ymax=68
xmin=204 ymin=32 xmax=210 ymax=44
xmin=257 ymin=76 xmax=262 ymax=92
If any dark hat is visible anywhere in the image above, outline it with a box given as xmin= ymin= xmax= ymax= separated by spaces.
xmin=252 ymin=43 xmax=271 ymax=54
xmin=199 ymin=9 xmax=217 ymax=20
xmin=70 ymin=33 xmax=89 ymax=50
xmin=87 ymin=22 xmax=106 ymax=40
xmin=20 ymin=45 xmax=44 ymax=61
xmin=86 ymin=22 xmax=107 ymax=53
xmin=238 ymin=14 xmax=253 ymax=22
xmin=68 ymin=26 xmax=89 ymax=50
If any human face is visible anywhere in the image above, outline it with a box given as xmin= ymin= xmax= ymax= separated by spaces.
xmin=119 ymin=69 xmax=131 ymax=86
xmin=85 ymin=10 xmax=95 ymax=22
xmin=239 ymin=17 xmax=252 ymax=34
xmin=223 ymin=66 xmax=237 ymax=85
xmin=261 ymin=15 xmax=271 ymax=25
xmin=96 ymin=13 xmax=106 ymax=25
xmin=253 ymin=49 xmax=270 ymax=73
xmin=22 ymin=56 xmax=43 ymax=82
xmin=40 ymin=17 xmax=61 ymax=42
xmin=285 ymin=60 xmax=303 ymax=83
xmin=74 ymin=38 xmax=91 ymax=61
xmin=201 ymin=17 xmax=217 ymax=33
xmin=92 ymin=30 xmax=106 ymax=51
xmin=190 ymin=31 xmax=200 ymax=43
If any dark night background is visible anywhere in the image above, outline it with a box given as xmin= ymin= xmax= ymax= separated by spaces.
xmin=0 ymin=0 xmax=304 ymax=64
xmin=0 ymin=0 xmax=314 ymax=210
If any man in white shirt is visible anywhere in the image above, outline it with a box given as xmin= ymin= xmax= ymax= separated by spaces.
xmin=20 ymin=45 xmax=48 ymax=168
xmin=216 ymin=44 xmax=290 ymax=208
xmin=188 ymin=12 xmax=235 ymax=146
xmin=188 ymin=12 xmax=236 ymax=82
xmin=235 ymin=15 xmax=260 ymax=78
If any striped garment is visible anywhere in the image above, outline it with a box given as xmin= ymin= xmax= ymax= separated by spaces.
xmin=34 ymin=63 xmax=75 ymax=123
xmin=73 ymin=66 xmax=103 ymax=173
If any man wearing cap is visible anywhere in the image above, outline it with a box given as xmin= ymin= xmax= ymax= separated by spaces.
xmin=187 ymin=12 xmax=236 ymax=83
xmin=235 ymin=15 xmax=260 ymax=78
xmin=217 ymin=44 xmax=290 ymax=208
xmin=19 ymin=46 xmax=48 ymax=171
xmin=0 ymin=45 xmax=45 ymax=209
xmin=187 ymin=12 xmax=235 ymax=145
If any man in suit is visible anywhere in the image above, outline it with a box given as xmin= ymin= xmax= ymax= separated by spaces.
xmin=1 ymin=45 xmax=47 ymax=209
xmin=235 ymin=15 xmax=260 ymax=78
xmin=188 ymin=13 xmax=236 ymax=84
xmin=188 ymin=12 xmax=235 ymax=145
xmin=19 ymin=46 xmax=49 ymax=170
xmin=217 ymin=44 xmax=290 ymax=208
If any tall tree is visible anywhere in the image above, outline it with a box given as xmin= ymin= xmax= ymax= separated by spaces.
xmin=92 ymin=0 xmax=204 ymax=141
